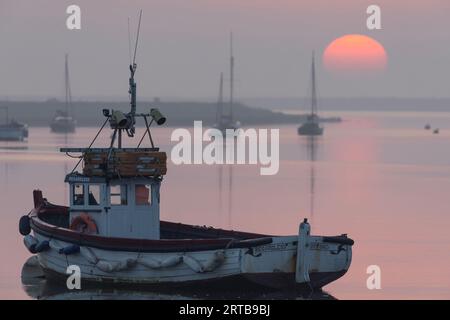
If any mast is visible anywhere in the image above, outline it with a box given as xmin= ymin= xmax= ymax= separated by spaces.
xmin=311 ymin=51 xmax=317 ymax=118
xmin=65 ymin=54 xmax=72 ymax=117
xmin=0 ymin=106 xmax=8 ymax=125
xmin=229 ymin=32 xmax=234 ymax=122
xmin=217 ymin=72 xmax=224 ymax=125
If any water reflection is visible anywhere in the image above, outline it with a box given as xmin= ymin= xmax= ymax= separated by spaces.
xmin=216 ymin=138 xmax=236 ymax=229
xmin=4 ymin=114 xmax=450 ymax=299
xmin=21 ymin=257 xmax=336 ymax=300
xmin=0 ymin=146 xmax=28 ymax=151
xmin=217 ymin=165 xmax=234 ymax=229
xmin=299 ymin=136 xmax=319 ymax=224
xmin=306 ymin=136 xmax=317 ymax=220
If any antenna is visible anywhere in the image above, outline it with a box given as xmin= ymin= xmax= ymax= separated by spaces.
xmin=129 ymin=9 xmax=143 ymax=120
xmin=133 ymin=10 xmax=143 ymax=66
xmin=127 ymin=18 xmax=132 ymax=66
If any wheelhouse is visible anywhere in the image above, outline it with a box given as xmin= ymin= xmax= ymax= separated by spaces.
xmin=66 ymin=173 xmax=161 ymax=239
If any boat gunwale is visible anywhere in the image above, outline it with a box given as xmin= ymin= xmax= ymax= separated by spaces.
xmin=30 ymin=209 xmax=274 ymax=253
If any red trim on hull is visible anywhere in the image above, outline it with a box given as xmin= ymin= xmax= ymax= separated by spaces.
xmin=30 ymin=215 xmax=273 ymax=253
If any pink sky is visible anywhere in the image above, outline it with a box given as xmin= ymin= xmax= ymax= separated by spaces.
xmin=1 ymin=0 xmax=450 ymax=99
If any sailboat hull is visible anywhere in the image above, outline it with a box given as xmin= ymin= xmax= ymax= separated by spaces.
xmin=0 ymin=129 xmax=25 ymax=141
xmin=298 ymin=123 xmax=324 ymax=136
xmin=0 ymin=126 xmax=28 ymax=141
xmin=50 ymin=119 xmax=76 ymax=133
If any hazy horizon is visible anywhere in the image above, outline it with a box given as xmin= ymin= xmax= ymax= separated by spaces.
xmin=1 ymin=0 xmax=450 ymax=102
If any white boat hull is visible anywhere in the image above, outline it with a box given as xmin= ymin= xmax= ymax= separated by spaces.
xmin=29 ymin=229 xmax=352 ymax=290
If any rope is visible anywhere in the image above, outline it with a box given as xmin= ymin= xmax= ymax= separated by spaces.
xmin=137 ymin=117 xmax=154 ymax=148
xmin=66 ymin=152 xmax=82 ymax=159
xmin=70 ymin=117 xmax=110 ymax=174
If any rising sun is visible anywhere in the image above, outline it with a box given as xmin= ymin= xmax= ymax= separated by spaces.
xmin=323 ymin=34 xmax=387 ymax=73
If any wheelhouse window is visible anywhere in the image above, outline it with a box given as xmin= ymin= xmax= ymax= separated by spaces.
xmin=110 ymin=185 xmax=127 ymax=206
xmin=135 ymin=184 xmax=151 ymax=206
xmin=88 ymin=184 xmax=101 ymax=206
xmin=72 ymin=184 xmax=85 ymax=206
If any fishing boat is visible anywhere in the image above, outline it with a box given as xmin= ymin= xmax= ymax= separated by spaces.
xmin=0 ymin=106 xmax=28 ymax=141
xmin=18 ymin=23 xmax=353 ymax=291
xmin=298 ymin=52 xmax=324 ymax=136
xmin=50 ymin=54 xmax=76 ymax=133
xmin=213 ymin=33 xmax=240 ymax=133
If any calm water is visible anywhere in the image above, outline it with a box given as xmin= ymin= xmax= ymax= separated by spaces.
xmin=1 ymin=111 xmax=450 ymax=299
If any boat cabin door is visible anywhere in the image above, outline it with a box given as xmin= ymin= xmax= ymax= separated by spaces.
xmin=105 ymin=178 xmax=160 ymax=240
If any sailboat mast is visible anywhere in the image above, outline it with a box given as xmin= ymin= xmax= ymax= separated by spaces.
xmin=311 ymin=52 xmax=317 ymax=117
xmin=229 ymin=32 xmax=234 ymax=122
xmin=1 ymin=106 xmax=9 ymax=125
xmin=217 ymin=72 xmax=224 ymax=125
xmin=65 ymin=54 xmax=72 ymax=117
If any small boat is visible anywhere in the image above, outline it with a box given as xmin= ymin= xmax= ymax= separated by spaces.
xmin=424 ymin=124 xmax=431 ymax=130
xmin=18 ymin=27 xmax=353 ymax=291
xmin=50 ymin=54 xmax=76 ymax=134
xmin=213 ymin=33 xmax=240 ymax=133
xmin=298 ymin=52 xmax=324 ymax=136
xmin=50 ymin=110 xmax=76 ymax=133
xmin=433 ymin=128 xmax=440 ymax=134
xmin=0 ymin=106 xmax=28 ymax=141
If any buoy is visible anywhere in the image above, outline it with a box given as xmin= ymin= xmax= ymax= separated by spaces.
xmin=23 ymin=235 xmax=38 ymax=254
xmin=59 ymin=244 xmax=80 ymax=255
xmin=34 ymin=240 xmax=50 ymax=253
xmin=19 ymin=215 xmax=31 ymax=236
xmin=70 ymin=213 xmax=98 ymax=234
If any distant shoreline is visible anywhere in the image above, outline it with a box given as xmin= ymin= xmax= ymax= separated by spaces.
xmin=243 ymin=97 xmax=450 ymax=112
xmin=0 ymin=100 xmax=304 ymax=127
xmin=4 ymin=98 xmax=449 ymax=128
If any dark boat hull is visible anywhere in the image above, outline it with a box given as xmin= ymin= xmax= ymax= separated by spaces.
xmin=298 ymin=122 xmax=324 ymax=136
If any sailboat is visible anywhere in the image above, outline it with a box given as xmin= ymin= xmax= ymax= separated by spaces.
xmin=0 ymin=106 xmax=28 ymax=141
xmin=213 ymin=33 xmax=240 ymax=133
xmin=50 ymin=54 xmax=77 ymax=133
xmin=298 ymin=52 xmax=324 ymax=136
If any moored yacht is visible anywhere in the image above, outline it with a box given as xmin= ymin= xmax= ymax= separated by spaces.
xmin=298 ymin=52 xmax=324 ymax=136
xmin=50 ymin=54 xmax=76 ymax=133
xmin=0 ymin=106 xmax=28 ymax=141
xmin=213 ymin=33 xmax=240 ymax=133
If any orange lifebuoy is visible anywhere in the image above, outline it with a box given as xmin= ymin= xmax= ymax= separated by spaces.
xmin=70 ymin=213 xmax=98 ymax=234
